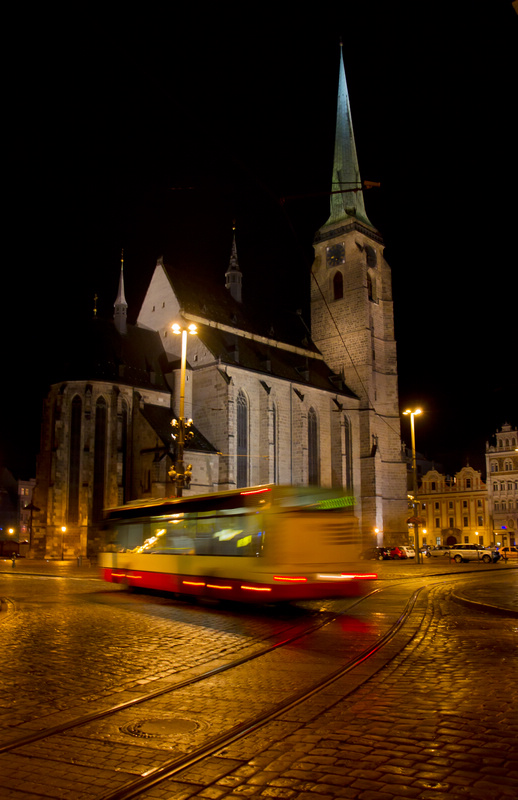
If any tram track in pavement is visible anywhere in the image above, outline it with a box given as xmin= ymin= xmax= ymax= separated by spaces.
xmin=1 ymin=569 xmax=512 ymax=800
xmin=0 ymin=581 xmax=430 ymax=800
xmin=0 ymin=591 xmax=377 ymax=756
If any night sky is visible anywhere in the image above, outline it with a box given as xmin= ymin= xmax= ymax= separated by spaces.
xmin=2 ymin=3 xmax=517 ymax=480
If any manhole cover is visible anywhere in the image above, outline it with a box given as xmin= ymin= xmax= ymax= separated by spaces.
xmin=121 ymin=717 xmax=200 ymax=739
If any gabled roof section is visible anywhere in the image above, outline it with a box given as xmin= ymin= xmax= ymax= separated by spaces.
xmin=54 ymin=318 xmax=172 ymax=392
xmin=194 ymin=323 xmax=357 ymax=399
xmin=162 ymin=260 xmax=321 ymax=354
xmin=141 ymin=403 xmax=217 ymax=454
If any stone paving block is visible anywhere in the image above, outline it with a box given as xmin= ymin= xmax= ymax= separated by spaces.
xmin=377 ymin=783 xmax=421 ymax=797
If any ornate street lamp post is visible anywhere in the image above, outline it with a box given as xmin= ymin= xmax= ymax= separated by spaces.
xmin=403 ymin=408 xmax=422 ymax=564
xmin=61 ymin=526 xmax=66 ymax=560
xmin=169 ymin=322 xmax=197 ymax=497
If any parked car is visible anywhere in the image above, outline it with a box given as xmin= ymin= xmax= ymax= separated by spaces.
xmin=498 ymin=546 xmax=518 ymax=560
xmin=448 ymin=544 xmax=493 ymax=564
xmin=359 ymin=546 xmax=391 ymax=561
xmin=398 ymin=545 xmax=415 ymax=558
xmin=426 ymin=545 xmax=452 ymax=558
xmin=390 ymin=546 xmax=408 ymax=559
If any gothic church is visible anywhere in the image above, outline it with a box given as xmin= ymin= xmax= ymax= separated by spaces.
xmin=31 ymin=48 xmax=408 ymax=558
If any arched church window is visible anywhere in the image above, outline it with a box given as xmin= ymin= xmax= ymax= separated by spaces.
xmin=367 ymin=270 xmax=378 ymax=303
xmin=308 ymin=407 xmax=319 ymax=485
xmin=68 ymin=396 xmax=82 ymax=524
xmin=271 ymin=401 xmax=278 ymax=483
xmin=120 ymin=400 xmax=128 ymax=504
xmin=236 ymin=390 xmax=248 ymax=488
xmin=92 ymin=397 xmax=107 ymax=522
xmin=333 ymin=271 xmax=343 ymax=300
xmin=365 ymin=245 xmax=377 ymax=269
xmin=344 ymin=414 xmax=353 ymax=491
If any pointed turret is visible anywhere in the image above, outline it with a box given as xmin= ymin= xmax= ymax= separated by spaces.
xmin=325 ymin=44 xmax=374 ymax=230
xmin=114 ymin=249 xmax=128 ymax=334
xmin=225 ymin=224 xmax=242 ymax=303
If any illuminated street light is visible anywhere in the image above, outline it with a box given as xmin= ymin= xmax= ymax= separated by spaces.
xmin=403 ymin=408 xmax=422 ymax=564
xmin=170 ymin=322 xmax=198 ymax=497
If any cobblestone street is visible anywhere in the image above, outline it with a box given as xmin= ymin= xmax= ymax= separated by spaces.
xmin=0 ymin=560 xmax=516 ymax=799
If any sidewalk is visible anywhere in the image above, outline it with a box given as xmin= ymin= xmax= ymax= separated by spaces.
xmin=0 ymin=557 xmax=100 ymax=580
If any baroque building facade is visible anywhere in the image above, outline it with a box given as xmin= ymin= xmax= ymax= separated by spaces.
xmin=485 ymin=422 xmax=517 ymax=547
xmin=31 ymin=49 xmax=409 ymax=558
xmin=417 ymin=466 xmax=490 ymax=546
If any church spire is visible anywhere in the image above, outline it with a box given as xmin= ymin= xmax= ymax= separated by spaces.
xmin=225 ymin=222 xmax=243 ymax=303
xmin=114 ymin=249 xmax=128 ymax=334
xmin=325 ymin=43 xmax=374 ymax=229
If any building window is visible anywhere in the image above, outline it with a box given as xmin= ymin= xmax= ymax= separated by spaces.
xmin=271 ymin=401 xmax=278 ymax=483
xmin=449 ymin=517 xmax=454 ymax=528
xmin=92 ymin=397 xmax=107 ymax=522
xmin=431 ymin=482 xmax=436 ymax=491
xmin=68 ymin=396 xmax=82 ymax=525
xmin=463 ymin=516 xmax=468 ymax=527
xmin=435 ymin=502 xmax=440 ymax=510
xmin=435 ymin=518 xmax=440 ymax=528
xmin=308 ymin=407 xmax=319 ymax=485
xmin=236 ymin=390 xmax=248 ymax=488
xmin=344 ymin=414 xmax=353 ymax=492
xmin=478 ymin=516 xmax=483 ymax=526
xmin=120 ymin=400 xmax=128 ymax=504
xmin=333 ymin=271 xmax=344 ymax=300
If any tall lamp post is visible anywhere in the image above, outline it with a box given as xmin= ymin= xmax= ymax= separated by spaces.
xmin=169 ymin=322 xmax=197 ymax=497
xmin=403 ymin=408 xmax=422 ymax=564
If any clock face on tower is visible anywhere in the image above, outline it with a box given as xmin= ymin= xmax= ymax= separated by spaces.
xmin=326 ymin=243 xmax=345 ymax=266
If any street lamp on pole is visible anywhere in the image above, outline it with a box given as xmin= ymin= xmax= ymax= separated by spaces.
xmin=169 ymin=322 xmax=197 ymax=497
xmin=403 ymin=408 xmax=422 ymax=564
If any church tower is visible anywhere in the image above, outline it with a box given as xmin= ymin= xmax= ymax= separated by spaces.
xmin=225 ymin=225 xmax=243 ymax=303
xmin=311 ymin=44 xmax=407 ymax=541
xmin=114 ymin=250 xmax=128 ymax=334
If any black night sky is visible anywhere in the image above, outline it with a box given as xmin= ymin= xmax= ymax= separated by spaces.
xmin=2 ymin=3 xmax=517 ymax=480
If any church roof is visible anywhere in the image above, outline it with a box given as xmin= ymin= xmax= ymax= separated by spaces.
xmin=161 ymin=259 xmax=321 ymax=354
xmin=140 ymin=404 xmax=217 ymax=454
xmin=54 ymin=317 xmax=171 ymax=392
xmin=158 ymin=260 xmax=357 ymax=399
xmin=195 ymin=323 xmax=357 ymax=399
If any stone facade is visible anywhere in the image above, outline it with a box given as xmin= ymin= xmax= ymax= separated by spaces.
xmin=311 ymin=225 xmax=407 ymax=542
xmin=485 ymin=423 xmax=518 ymax=547
xmin=417 ymin=466 xmax=490 ymax=546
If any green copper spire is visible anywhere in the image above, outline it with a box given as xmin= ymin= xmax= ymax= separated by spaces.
xmin=325 ymin=44 xmax=374 ymax=229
